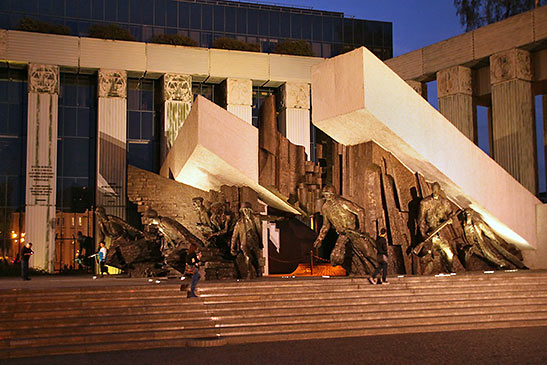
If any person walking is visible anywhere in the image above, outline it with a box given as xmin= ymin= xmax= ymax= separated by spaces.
xmin=369 ymin=228 xmax=389 ymax=285
xmin=20 ymin=242 xmax=33 ymax=281
xmin=186 ymin=243 xmax=202 ymax=298
xmin=98 ymin=241 xmax=108 ymax=277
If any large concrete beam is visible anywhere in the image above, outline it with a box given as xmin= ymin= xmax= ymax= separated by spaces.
xmin=160 ymin=95 xmax=300 ymax=214
xmin=311 ymin=47 xmax=541 ymax=249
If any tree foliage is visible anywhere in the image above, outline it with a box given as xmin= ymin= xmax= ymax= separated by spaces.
xmin=149 ymin=33 xmax=197 ymax=47
xmin=88 ymin=24 xmax=136 ymax=41
xmin=212 ymin=37 xmax=260 ymax=52
xmin=17 ymin=17 xmax=71 ymax=35
xmin=454 ymin=0 xmax=546 ymax=31
xmin=273 ymin=39 xmax=314 ymax=57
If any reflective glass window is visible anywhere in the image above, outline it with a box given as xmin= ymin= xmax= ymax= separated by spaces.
xmin=322 ymin=17 xmax=332 ymax=42
xmin=280 ymin=12 xmax=290 ymax=38
xmin=92 ymin=0 xmax=104 ymax=21
xmin=354 ymin=19 xmax=363 ymax=44
xmin=248 ymin=9 xmax=258 ymax=35
xmin=39 ymin=0 xmax=53 ymax=15
xmin=178 ymin=2 xmax=189 ymax=28
xmin=374 ymin=23 xmax=383 ymax=46
xmin=105 ymin=0 xmax=116 ymax=21
xmin=0 ymin=14 xmax=7 ymax=29
xmin=202 ymin=4 xmax=212 ymax=31
xmin=342 ymin=19 xmax=353 ymax=44
xmin=312 ymin=16 xmax=321 ymax=41
xmin=154 ymin=0 xmax=165 ymax=26
xmin=213 ymin=5 xmax=224 ymax=32
xmin=143 ymin=1 xmax=153 ymax=25
xmin=225 ymin=6 xmax=235 ymax=33
xmin=302 ymin=14 xmax=312 ymax=40
xmin=12 ymin=0 xmax=38 ymax=14
xmin=66 ymin=0 xmax=77 ymax=17
xmin=291 ymin=13 xmax=302 ymax=39
xmin=78 ymin=0 xmax=91 ymax=19
xmin=333 ymin=17 xmax=343 ymax=43
xmin=258 ymin=10 xmax=268 ymax=36
xmin=190 ymin=3 xmax=200 ymax=29
xmin=167 ymin=0 xmax=177 ymax=27
xmin=364 ymin=22 xmax=374 ymax=45
xmin=51 ymin=0 xmax=65 ymax=17
xmin=236 ymin=7 xmax=246 ymax=34
xmin=269 ymin=11 xmax=279 ymax=37
xmin=130 ymin=0 xmax=142 ymax=24
xmin=384 ymin=23 xmax=392 ymax=48
xmin=118 ymin=0 xmax=129 ymax=22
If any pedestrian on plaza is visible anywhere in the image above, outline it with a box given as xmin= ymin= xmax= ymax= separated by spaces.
xmin=369 ymin=228 xmax=389 ymax=285
xmin=20 ymin=242 xmax=33 ymax=281
xmin=186 ymin=243 xmax=202 ymax=298
xmin=98 ymin=241 xmax=108 ymax=277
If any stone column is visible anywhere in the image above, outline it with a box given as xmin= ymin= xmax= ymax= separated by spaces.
xmin=490 ymin=49 xmax=537 ymax=193
xmin=222 ymin=78 xmax=252 ymax=124
xmin=97 ymin=70 xmax=127 ymax=218
xmin=406 ymin=80 xmax=427 ymax=99
xmin=25 ymin=63 xmax=59 ymax=272
xmin=278 ymin=82 xmax=311 ymax=159
xmin=161 ymin=73 xmax=193 ymax=163
xmin=437 ymin=66 xmax=476 ymax=143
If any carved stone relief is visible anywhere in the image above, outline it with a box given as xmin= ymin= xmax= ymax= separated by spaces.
xmin=98 ymin=70 xmax=127 ymax=98
xmin=163 ymin=74 xmax=193 ymax=103
xmin=490 ymin=48 xmax=532 ymax=85
xmin=437 ymin=66 xmax=472 ymax=98
xmin=280 ymin=82 xmax=310 ymax=109
xmin=405 ymin=80 xmax=427 ymax=98
xmin=28 ymin=64 xmax=59 ymax=94
xmin=226 ymin=78 xmax=252 ymax=106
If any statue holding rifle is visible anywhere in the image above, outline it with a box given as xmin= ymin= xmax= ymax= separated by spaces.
xmin=313 ymin=185 xmax=377 ymax=276
xmin=415 ymin=182 xmax=461 ymax=274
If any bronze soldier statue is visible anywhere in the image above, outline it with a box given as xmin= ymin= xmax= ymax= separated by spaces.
xmin=230 ymin=202 xmax=263 ymax=279
xmin=313 ymin=185 xmax=377 ymax=275
xmin=461 ymin=208 xmax=526 ymax=269
xmin=192 ymin=197 xmax=213 ymax=236
xmin=416 ymin=182 xmax=459 ymax=274
xmin=95 ymin=206 xmax=143 ymax=245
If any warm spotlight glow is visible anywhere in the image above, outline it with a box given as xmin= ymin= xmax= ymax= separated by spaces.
xmin=469 ymin=205 xmax=531 ymax=248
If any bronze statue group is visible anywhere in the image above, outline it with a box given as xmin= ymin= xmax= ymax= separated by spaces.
xmin=90 ymin=179 xmax=526 ymax=294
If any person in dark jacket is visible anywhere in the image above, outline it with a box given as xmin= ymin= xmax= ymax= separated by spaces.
xmin=186 ymin=243 xmax=202 ymax=298
xmin=369 ymin=228 xmax=389 ymax=285
xmin=20 ymin=242 xmax=33 ymax=281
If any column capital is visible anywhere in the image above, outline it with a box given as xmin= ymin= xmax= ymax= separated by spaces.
xmin=98 ymin=69 xmax=127 ymax=98
xmin=437 ymin=65 xmax=472 ymax=98
xmin=225 ymin=78 xmax=252 ymax=106
xmin=162 ymin=73 xmax=192 ymax=102
xmin=490 ymin=48 xmax=532 ymax=85
xmin=28 ymin=63 xmax=59 ymax=94
xmin=280 ymin=82 xmax=310 ymax=109
xmin=405 ymin=80 xmax=427 ymax=98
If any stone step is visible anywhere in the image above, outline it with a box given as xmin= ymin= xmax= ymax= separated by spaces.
xmin=6 ymin=295 xmax=547 ymax=331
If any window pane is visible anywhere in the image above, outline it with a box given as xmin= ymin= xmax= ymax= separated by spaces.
xmin=190 ymin=3 xmax=200 ymax=29
xmin=154 ymin=0 xmax=165 ymax=26
xmin=280 ymin=12 xmax=290 ymax=38
xmin=0 ymin=104 xmax=7 ymax=135
xmin=247 ymin=9 xmax=258 ymax=35
xmin=8 ymin=104 xmax=23 ymax=135
xmin=78 ymin=0 xmax=91 ymax=19
xmin=343 ymin=19 xmax=353 ymax=44
xmin=179 ymin=2 xmax=189 ymax=28
xmin=143 ymin=1 xmax=153 ymax=25
xmin=333 ymin=17 xmax=343 ymax=43
xmin=202 ymin=4 xmax=212 ymax=31
xmin=12 ymin=0 xmax=38 ymax=14
xmin=62 ymin=138 xmax=89 ymax=177
xmin=269 ymin=11 xmax=279 ymax=37
xmin=130 ymin=0 xmax=142 ymax=24
xmin=141 ymin=112 xmax=153 ymax=139
xmin=312 ymin=16 xmax=321 ymax=41
xmin=66 ymin=0 xmax=77 ymax=17
xmin=258 ymin=11 xmax=268 ymax=36
xmin=323 ymin=17 xmax=332 ymax=42
xmin=236 ymin=8 xmax=246 ymax=34
xmin=92 ymin=0 xmax=104 ymax=21
xmin=51 ymin=0 xmax=65 ymax=17
xmin=128 ymin=112 xmax=141 ymax=139
xmin=0 ymin=139 xmax=21 ymax=175
xmin=128 ymin=89 xmax=139 ymax=110
xmin=105 ymin=0 xmax=116 ymax=22
xmin=167 ymin=0 xmax=177 ymax=27
xmin=354 ymin=19 xmax=363 ymax=44
xmin=291 ymin=14 xmax=301 ymax=39
xmin=118 ymin=0 xmax=129 ymax=22
xmin=77 ymin=109 xmax=90 ymax=137
xmin=225 ymin=6 xmax=235 ymax=33
xmin=213 ymin=6 xmax=224 ymax=32
xmin=63 ymin=108 xmax=77 ymax=137
xmin=302 ymin=14 xmax=312 ymax=39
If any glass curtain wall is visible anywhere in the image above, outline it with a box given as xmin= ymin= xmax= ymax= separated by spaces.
xmin=56 ymin=73 xmax=96 ymax=272
xmin=0 ymin=68 xmax=27 ymax=263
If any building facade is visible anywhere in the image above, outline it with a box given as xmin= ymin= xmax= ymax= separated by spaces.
xmin=0 ymin=0 xmax=393 ymax=272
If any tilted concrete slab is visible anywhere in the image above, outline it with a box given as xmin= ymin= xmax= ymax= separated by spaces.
xmin=160 ymin=95 xmax=300 ymax=214
xmin=311 ymin=47 xmax=541 ymax=248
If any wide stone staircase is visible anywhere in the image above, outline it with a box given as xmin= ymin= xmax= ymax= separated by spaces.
xmin=2 ymin=271 xmax=547 ymax=359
